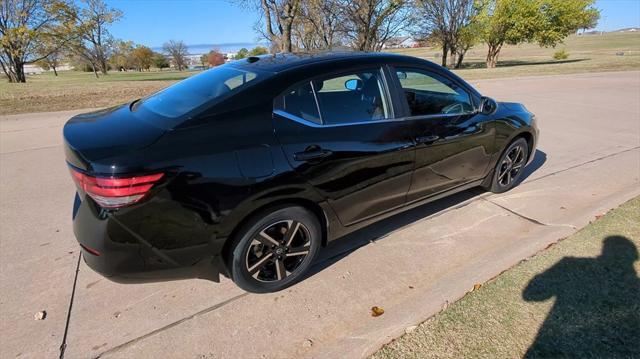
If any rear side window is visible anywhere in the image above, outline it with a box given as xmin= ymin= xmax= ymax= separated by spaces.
xmin=274 ymin=82 xmax=321 ymax=124
xmin=314 ymin=70 xmax=390 ymax=125
xmin=274 ymin=68 xmax=391 ymax=126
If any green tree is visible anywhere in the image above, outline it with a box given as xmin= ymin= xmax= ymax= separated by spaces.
xmin=152 ymin=52 xmax=169 ymax=70
xmin=234 ymin=48 xmax=249 ymax=60
xmin=479 ymin=0 xmax=599 ymax=68
xmin=131 ymin=45 xmax=153 ymax=71
xmin=0 ymin=0 xmax=73 ymax=82
xmin=248 ymin=46 xmax=269 ymax=56
xmin=109 ymin=39 xmax=134 ymax=71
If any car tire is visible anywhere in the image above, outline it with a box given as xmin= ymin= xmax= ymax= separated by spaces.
xmin=487 ymin=137 xmax=529 ymax=193
xmin=227 ymin=206 xmax=321 ymax=293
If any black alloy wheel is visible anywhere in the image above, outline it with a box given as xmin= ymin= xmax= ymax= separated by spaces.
xmin=228 ymin=206 xmax=320 ymax=293
xmin=489 ymin=138 xmax=529 ymax=193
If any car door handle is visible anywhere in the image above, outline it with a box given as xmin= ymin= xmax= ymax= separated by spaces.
xmin=415 ymin=135 xmax=440 ymax=144
xmin=293 ymin=148 xmax=333 ymax=161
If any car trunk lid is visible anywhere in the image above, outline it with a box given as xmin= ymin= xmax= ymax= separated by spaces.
xmin=63 ymin=104 xmax=167 ymax=171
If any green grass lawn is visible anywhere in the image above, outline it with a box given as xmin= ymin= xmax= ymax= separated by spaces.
xmin=1 ymin=32 xmax=639 ymax=115
xmin=372 ymin=196 xmax=640 ymax=359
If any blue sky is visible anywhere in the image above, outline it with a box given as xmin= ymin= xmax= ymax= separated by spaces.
xmin=107 ymin=0 xmax=640 ymax=48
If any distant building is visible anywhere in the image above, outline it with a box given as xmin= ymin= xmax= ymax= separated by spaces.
xmin=23 ymin=64 xmax=44 ymax=74
xmin=382 ymin=36 xmax=418 ymax=49
xmin=23 ymin=63 xmax=73 ymax=74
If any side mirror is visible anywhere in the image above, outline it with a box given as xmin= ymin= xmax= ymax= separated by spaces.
xmin=479 ymin=97 xmax=498 ymax=115
xmin=345 ymin=78 xmax=363 ymax=91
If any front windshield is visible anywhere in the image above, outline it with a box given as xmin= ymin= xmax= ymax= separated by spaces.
xmin=139 ymin=65 xmax=263 ymax=118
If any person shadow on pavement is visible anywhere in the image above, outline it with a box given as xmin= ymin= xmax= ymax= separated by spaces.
xmin=522 ymin=236 xmax=640 ymax=358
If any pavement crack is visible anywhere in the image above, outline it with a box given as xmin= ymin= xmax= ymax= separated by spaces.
xmin=526 ymin=146 xmax=640 ymax=184
xmin=484 ymin=198 xmax=577 ymax=229
xmin=94 ymin=292 xmax=249 ymax=358
xmin=0 ymin=144 xmax=61 ymax=155
xmin=59 ymin=253 xmax=82 ymax=359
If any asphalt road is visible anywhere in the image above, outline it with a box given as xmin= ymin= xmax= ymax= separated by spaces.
xmin=1 ymin=71 xmax=639 ymax=359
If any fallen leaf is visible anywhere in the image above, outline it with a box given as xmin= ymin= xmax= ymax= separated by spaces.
xmin=34 ymin=311 xmax=46 ymax=320
xmin=473 ymin=283 xmax=482 ymax=291
xmin=408 ymin=285 xmax=414 ymax=289
xmin=302 ymin=338 xmax=313 ymax=348
xmin=371 ymin=306 xmax=385 ymax=317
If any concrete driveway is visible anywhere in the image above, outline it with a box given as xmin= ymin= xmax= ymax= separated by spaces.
xmin=1 ymin=71 xmax=639 ymax=359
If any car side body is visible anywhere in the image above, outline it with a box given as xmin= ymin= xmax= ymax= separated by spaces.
xmin=64 ymin=52 xmax=538 ymax=288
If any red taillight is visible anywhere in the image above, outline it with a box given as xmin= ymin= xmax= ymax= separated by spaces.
xmin=69 ymin=168 xmax=164 ymax=209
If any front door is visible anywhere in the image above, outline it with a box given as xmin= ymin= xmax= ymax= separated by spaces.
xmin=273 ymin=68 xmax=415 ymax=225
xmin=390 ymin=67 xmax=494 ymax=203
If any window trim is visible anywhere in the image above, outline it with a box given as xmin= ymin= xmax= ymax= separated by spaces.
xmin=273 ymin=66 xmax=396 ymax=127
xmin=389 ymin=65 xmax=478 ymax=120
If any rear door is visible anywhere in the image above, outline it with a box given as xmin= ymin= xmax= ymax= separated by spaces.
xmin=389 ymin=67 xmax=494 ymax=202
xmin=273 ymin=67 xmax=415 ymax=226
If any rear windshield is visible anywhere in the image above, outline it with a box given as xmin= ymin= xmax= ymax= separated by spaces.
xmin=137 ymin=65 xmax=265 ymax=118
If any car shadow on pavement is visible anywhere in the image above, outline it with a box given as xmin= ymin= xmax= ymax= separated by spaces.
xmin=522 ymin=236 xmax=640 ymax=358
xmin=306 ymin=149 xmax=547 ymax=279
xmin=519 ymin=149 xmax=547 ymax=184
xmin=307 ymin=187 xmax=485 ymax=279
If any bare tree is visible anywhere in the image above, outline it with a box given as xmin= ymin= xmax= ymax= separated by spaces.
xmin=237 ymin=0 xmax=300 ymax=52
xmin=68 ymin=0 xmax=122 ymax=75
xmin=412 ymin=0 xmax=479 ymax=68
xmin=341 ymin=0 xmax=406 ymax=51
xmin=0 ymin=0 xmax=73 ymax=82
xmin=294 ymin=0 xmax=342 ymax=50
xmin=163 ymin=40 xmax=189 ymax=70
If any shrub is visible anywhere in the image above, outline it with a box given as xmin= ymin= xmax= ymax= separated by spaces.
xmin=553 ymin=49 xmax=569 ymax=60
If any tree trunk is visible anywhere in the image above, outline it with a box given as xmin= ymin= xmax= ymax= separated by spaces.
xmin=282 ymin=22 xmax=293 ymax=52
xmin=92 ymin=65 xmax=99 ymax=79
xmin=3 ymin=57 xmax=26 ymax=82
xmin=100 ymin=57 xmax=108 ymax=74
xmin=486 ymin=43 xmax=502 ymax=69
xmin=441 ymin=43 xmax=448 ymax=67
xmin=455 ymin=52 xmax=465 ymax=69
xmin=52 ymin=66 xmax=58 ymax=76
xmin=14 ymin=62 xmax=26 ymax=82
xmin=449 ymin=50 xmax=457 ymax=69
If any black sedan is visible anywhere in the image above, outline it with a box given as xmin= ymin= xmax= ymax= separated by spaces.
xmin=64 ymin=52 xmax=538 ymax=293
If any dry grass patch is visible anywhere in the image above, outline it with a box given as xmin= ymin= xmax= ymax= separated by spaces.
xmin=0 ymin=70 xmax=196 ymax=115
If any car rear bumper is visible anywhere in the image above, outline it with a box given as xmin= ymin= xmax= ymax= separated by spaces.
xmin=72 ymin=194 xmax=224 ymax=283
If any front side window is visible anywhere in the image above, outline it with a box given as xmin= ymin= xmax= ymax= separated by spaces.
xmin=139 ymin=65 xmax=263 ymax=119
xmin=314 ymin=69 xmax=390 ymax=125
xmin=395 ymin=68 xmax=473 ymax=117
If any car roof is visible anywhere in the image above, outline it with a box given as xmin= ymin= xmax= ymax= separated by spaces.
xmin=230 ymin=51 xmax=432 ymax=73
